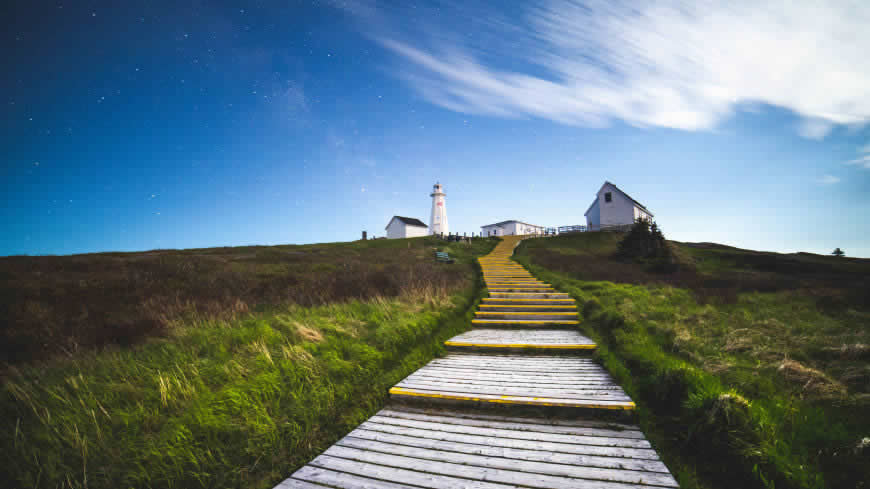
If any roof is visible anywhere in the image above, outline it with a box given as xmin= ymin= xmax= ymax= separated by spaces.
xmin=583 ymin=197 xmax=599 ymax=217
xmin=584 ymin=182 xmax=654 ymax=217
xmin=386 ymin=216 xmax=427 ymax=230
xmin=480 ymin=220 xmax=543 ymax=228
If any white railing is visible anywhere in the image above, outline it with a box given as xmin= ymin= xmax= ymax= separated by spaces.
xmin=558 ymin=223 xmax=634 ymax=233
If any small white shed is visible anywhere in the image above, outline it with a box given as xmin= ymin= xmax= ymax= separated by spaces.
xmin=385 ymin=216 xmax=429 ymax=239
xmin=480 ymin=220 xmax=545 ymax=237
xmin=584 ymin=182 xmax=653 ymax=230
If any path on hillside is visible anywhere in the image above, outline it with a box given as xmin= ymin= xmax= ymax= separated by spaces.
xmin=276 ymin=236 xmax=678 ymax=488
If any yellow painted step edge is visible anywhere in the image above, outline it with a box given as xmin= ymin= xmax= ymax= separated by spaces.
xmin=489 ymin=292 xmax=570 ymax=295
xmin=482 ymin=298 xmax=575 ymax=302
xmin=388 ymin=387 xmax=636 ymax=411
xmin=479 ymin=305 xmax=577 ymax=308
xmin=445 ymin=341 xmax=595 ymax=349
xmin=475 ymin=311 xmax=578 ymax=315
xmin=488 ymin=289 xmax=556 ymax=292
xmin=471 ymin=319 xmax=580 ymax=324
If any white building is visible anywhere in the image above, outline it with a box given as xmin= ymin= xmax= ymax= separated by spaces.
xmin=584 ymin=182 xmax=653 ymax=230
xmin=429 ymin=182 xmax=448 ymax=235
xmin=480 ymin=220 xmax=545 ymax=237
xmin=385 ymin=216 xmax=429 ymax=239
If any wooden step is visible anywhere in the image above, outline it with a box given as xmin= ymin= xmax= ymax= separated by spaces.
xmin=483 ymin=298 xmax=576 ymax=305
xmin=487 ymin=288 xmax=556 ymax=293
xmin=472 ymin=319 xmax=581 ymax=327
xmin=488 ymin=292 xmax=570 ymax=299
xmin=475 ymin=311 xmax=577 ymax=319
xmin=446 ymin=329 xmax=595 ymax=351
xmin=389 ymin=354 xmax=635 ymax=411
xmin=479 ymin=304 xmax=577 ymax=312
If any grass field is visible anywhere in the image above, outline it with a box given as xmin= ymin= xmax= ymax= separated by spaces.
xmin=515 ymin=233 xmax=869 ymax=489
xmin=0 ymin=236 xmax=497 ymax=488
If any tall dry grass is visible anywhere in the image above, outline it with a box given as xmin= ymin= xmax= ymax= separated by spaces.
xmin=0 ymin=237 xmax=475 ymax=366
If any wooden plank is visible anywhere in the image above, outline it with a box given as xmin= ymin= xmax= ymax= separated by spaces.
xmin=418 ymin=359 xmax=608 ymax=369
xmin=367 ymin=417 xmax=649 ymax=448
xmin=445 ymin=337 xmax=593 ymax=345
xmin=333 ymin=438 xmax=678 ymax=487
xmin=404 ymin=377 xmax=618 ymax=390
xmin=446 ymin=337 xmax=593 ymax=346
xmin=474 ymin=311 xmax=577 ymax=316
xmin=357 ymin=423 xmax=661 ymax=461
xmin=398 ymin=377 xmax=629 ymax=396
xmin=321 ymin=446 xmax=662 ymax=489
xmin=343 ymin=430 xmax=668 ymax=473
xmin=448 ymin=352 xmax=596 ymax=361
xmin=471 ymin=319 xmax=581 ymax=325
xmin=489 ymin=292 xmax=570 ymax=299
xmin=446 ymin=342 xmax=594 ymax=350
xmin=422 ymin=363 xmax=603 ymax=374
xmin=388 ymin=386 xmax=636 ymax=410
xmin=434 ymin=353 xmax=599 ymax=364
xmin=485 ymin=288 xmax=557 ymax=292
xmin=424 ymin=359 xmax=605 ymax=371
xmin=478 ymin=305 xmax=577 ymax=309
xmin=376 ymin=409 xmax=644 ymax=439
xmin=421 ymin=358 xmax=607 ymax=369
xmin=307 ymin=455 xmax=524 ymax=489
xmin=289 ymin=465 xmax=426 ymax=488
xmin=381 ymin=406 xmax=639 ymax=431
xmin=448 ymin=330 xmax=593 ymax=342
xmin=428 ymin=357 xmax=599 ymax=367
xmin=411 ymin=366 xmax=614 ymax=379
xmin=409 ymin=371 xmax=615 ymax=385
xmin=274 ymin=477 xmax=331 ymax=489
xmin=401 ymin=376 xmax=626 ymax=392
xmin=393 ymin=381 xmax=633 ymax=402
xmin=482 ymin=299 xmax=575 ymax=303
xmin=412 ymin=365 xmax=611 ymax=383
xmin=415 ymin=364 xmax=606 ymax=375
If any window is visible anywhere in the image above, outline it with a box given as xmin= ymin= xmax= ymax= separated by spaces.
xmin=604 ymin=192 xmax=612 ymax=203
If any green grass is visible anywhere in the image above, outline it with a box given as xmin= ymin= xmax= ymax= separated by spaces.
xmin=515 ymin=234 xmax=869 ymax=489
xmin=1 ymin=235 xmax=492 ymax=365
xmin=1 ymin=237 xmax=498 ymax=488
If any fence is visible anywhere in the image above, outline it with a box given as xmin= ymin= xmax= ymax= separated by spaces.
xmin=558 ymin=223 xmax=634 ymax=234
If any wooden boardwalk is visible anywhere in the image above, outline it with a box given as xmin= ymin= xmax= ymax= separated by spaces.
xmin=276 ymin=236 xmax=678 ymax=488
xmin=278 ymin=406 xmax=677 ymax=489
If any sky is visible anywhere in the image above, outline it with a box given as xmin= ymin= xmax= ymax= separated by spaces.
xmin=2 ymin=0 xmax=869 ymax=257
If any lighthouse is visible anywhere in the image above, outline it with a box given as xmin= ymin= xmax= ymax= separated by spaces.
xmin=429 ymin=182 xmax=448 ymax=236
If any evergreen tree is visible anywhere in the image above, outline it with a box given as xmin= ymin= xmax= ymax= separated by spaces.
xmin=832 ymin=248 xmax=845 ymax=257
xmin=617 ymin=218 xmax=671 ymax=262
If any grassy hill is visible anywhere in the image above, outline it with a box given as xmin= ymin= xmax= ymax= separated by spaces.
xmin=515 ymin=232 xmax=870 ymax=489
xmin=0 ymin=236 xmax=497 ymax=488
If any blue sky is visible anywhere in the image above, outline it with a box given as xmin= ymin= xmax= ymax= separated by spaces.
xmin=3 ymin=0 xmax=869 ymax=257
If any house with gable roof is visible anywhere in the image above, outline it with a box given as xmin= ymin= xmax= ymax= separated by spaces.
xmin=584 ymin=182 xmax=654 ymax=230
xmin=385 ymin=216 xmax=429 ymax=239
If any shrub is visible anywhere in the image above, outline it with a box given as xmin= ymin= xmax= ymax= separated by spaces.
xmin=616 ymin=219 xmax=672 ymax=264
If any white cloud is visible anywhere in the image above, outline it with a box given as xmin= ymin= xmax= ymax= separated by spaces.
xmin=845 ymin=154 xmax=870 ymax=169
xmin=818 ymin=175 xmax=840 ymax=184
xmin=797 ymin=119 xmax=834 ymax=140
xmin=374 ymin=0 xmax=870 ymax=137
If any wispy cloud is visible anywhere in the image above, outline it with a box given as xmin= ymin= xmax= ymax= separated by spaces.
xmin=845 ymin=155 xmax=870 ymax=169
xmin=818 ymin=175 xmax=840 ymax=185
xmin=845 ymin=144 xmax=870 ymax=168
xmin=370 ymin=0 xmax=870 ymax=137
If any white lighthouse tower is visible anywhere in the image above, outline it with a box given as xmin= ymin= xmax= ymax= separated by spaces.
xmin=429 ymin=182 xmax=448 ymax=236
